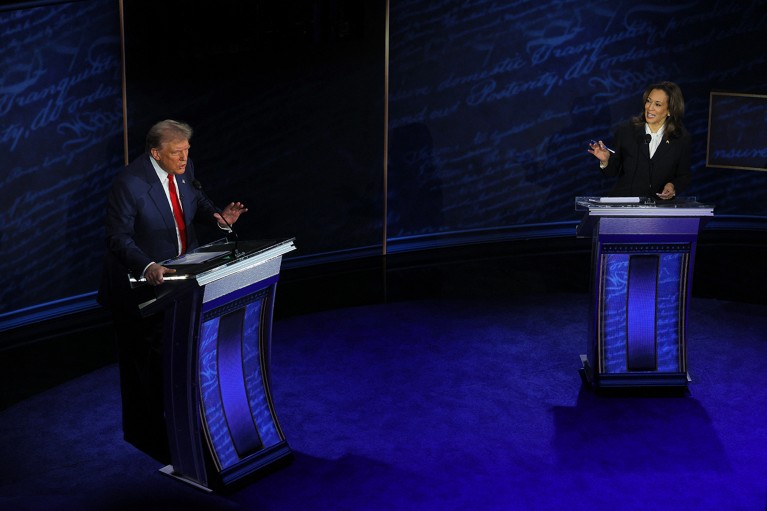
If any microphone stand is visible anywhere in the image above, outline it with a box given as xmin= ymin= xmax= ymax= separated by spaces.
xmin=192 ymin=179 xmax=241 ymax=257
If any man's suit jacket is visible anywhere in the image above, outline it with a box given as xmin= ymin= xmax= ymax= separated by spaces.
xmin=98 ymin=154 xmax=217 ymax=311
xmin=601 ymin=121 xmax=691 ymax=197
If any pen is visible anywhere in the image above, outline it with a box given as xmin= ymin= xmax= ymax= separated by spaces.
xmin=589 ymin=139 xmax=615 ymax=154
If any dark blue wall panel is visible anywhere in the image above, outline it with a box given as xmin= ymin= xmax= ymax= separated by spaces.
xmin=387 ymin=0 xmax=767 ymax=241
xmin=121 ymin=1 xmax=386 ymax=261
xmin=0 ymin=0 xmax=122 ymax=321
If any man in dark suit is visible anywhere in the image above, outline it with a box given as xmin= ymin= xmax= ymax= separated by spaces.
xmin=98 ymin=119 xmax=247 ymax=462
xmin=589 ymin=81 xmax=691 ymax=198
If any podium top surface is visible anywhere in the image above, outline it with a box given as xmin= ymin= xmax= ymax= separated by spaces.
xmin=130 ymin=238 xmax=296 ymax=287
xmin=575 ymin=197 xmax=714 ymax=217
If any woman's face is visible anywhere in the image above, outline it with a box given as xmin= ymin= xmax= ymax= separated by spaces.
xmin=644 ymin=89 xmax=669 ymax=130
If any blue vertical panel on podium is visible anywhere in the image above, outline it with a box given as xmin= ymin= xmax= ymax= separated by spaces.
xmin=575 ymin=199 xmax=713 ymax=388
xmin=135 ymin=239 xmax=296 ymax=490
xmin=196 ymin=275 xmax=286 ymax=485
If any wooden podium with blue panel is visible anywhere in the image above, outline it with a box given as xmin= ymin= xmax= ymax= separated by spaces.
xmin=132 ymin=238 xmax=296 ymax=490
xmin=575 ymin=198 xmax=713 ymax=389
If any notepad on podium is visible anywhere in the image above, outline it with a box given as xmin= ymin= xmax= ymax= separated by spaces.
xmin=589 ymin=197 xmax=641 ymax=204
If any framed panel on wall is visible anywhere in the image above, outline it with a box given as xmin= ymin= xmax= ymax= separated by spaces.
xmin=707 ymin=92 xmax=767 ymax=172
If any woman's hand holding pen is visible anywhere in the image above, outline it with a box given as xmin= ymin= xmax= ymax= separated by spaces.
xmin=588 ymin=140 xmax=613 ymax=165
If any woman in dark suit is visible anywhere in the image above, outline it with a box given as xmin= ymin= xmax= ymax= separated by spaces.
xmin=589 ymin=81 xmax=691 ymax=199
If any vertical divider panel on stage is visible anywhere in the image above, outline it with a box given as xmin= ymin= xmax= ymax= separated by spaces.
xmin=575 ymin=198 xmax=713 ymax=389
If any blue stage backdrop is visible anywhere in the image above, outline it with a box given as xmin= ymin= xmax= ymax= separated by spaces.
xmin=386 ymin=0 xmax=767 ymax=244
xmin=0 ymin=0 xmax=123 ymax=324
xmin=2 ymin=0 xmax=767 ymax=330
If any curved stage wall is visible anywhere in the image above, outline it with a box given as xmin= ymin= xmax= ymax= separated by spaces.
xmin=2 ymin=0 xmax=767 ymax=334
xmin=0 ymin=0 xmax=123 ymax=330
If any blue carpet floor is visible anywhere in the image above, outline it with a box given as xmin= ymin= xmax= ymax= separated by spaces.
xmin=1 ymin=293 xmax=766 ymax=510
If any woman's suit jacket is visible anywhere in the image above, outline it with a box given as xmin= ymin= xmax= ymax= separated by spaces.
xmin=601 ymin=121 xmax=691 ymax=197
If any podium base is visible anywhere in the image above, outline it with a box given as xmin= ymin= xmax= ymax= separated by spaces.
xmin=159 ymin=465 xmax=213 ymax=493
xmin=579 ymin=354 xmax=691 ymax=389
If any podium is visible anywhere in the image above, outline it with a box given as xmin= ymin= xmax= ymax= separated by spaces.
xmin=575 ymin=198 xmax=713 ymax=388
xmin=131 ymin=238 xmax=296 ymax=490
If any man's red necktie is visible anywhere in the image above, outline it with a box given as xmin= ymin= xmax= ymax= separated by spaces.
xmin=167 ymin=175 xmax=187 ymax=254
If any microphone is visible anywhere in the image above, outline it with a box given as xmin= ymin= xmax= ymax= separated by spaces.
xmin=644 ymin=134 xmax=652 ymax=144
xmin=192 ymin=178 xmax=240 ymax=255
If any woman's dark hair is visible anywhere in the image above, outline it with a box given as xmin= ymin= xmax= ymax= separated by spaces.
xmin=631 ymin=81 xmax=685 ymax=139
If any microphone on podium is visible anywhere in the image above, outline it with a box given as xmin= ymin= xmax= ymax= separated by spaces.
xmin=192 ymin=178 xmax=240 ymax=255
